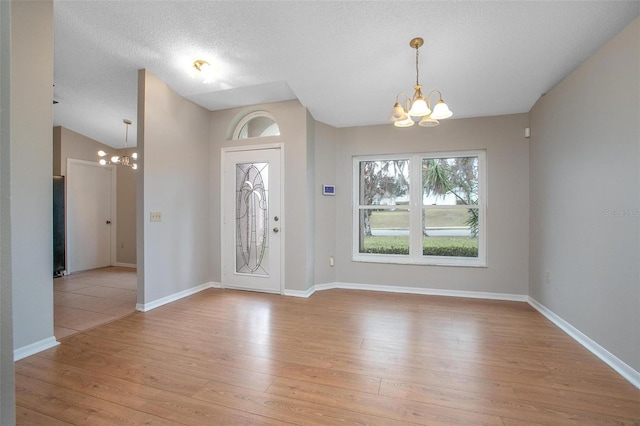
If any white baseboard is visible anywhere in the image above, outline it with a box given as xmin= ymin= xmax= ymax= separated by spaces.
xmin=285 ymin=281 xmax=527 ymax=302
xmin=136 ymin=281 xmax=218 ymax=312
xmin=283 ymin=287 xmax=316 ymax=298
xmin=333 ymin=282 xmax=528 ymax=301
xmin=14 ymin=336 xmax=59 ymax=361
xmin=112 ymin=262 xmax=137 ymax=268
xmin=528 ymin=297 xmax=640 ymax=390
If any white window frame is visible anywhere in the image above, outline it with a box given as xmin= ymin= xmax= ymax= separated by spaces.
xmin=232 ymin=111 xmax=280 ymax=140
xmin=352 ymin=150 xmax=487 ymax=267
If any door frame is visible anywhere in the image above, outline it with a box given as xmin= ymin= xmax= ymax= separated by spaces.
xmin=66 ymin=158 xmax=117 ymax=273
xmin=220 ymin=143 xmax=285 ymax=294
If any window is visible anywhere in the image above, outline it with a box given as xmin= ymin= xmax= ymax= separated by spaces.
xmin=353 ymin=150 xmax=486 ymax=267
xmin=233 ymin=111 xmax=280 ymax=139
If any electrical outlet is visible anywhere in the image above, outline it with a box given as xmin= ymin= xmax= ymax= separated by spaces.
xmin=150 ymin=211 xmax=162 ymax=222
xmin=545 ymin=270 xmax=551 ymax=283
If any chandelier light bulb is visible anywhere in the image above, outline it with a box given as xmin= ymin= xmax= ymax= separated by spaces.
xmin=418 ymin=116 xmax=440 ymax=127
xmin=430 ymin=99 xmax=453 ymax=120
xmin=111 ymin=156 xmax=120 ymax=163
xmin=98 ymin=150 xmax=107 ymax=157
xmin=409 ymin=97 xmax=430 ymax=117
xmin=132 ymin=152 xmax=138 ymax=159
xmin=132 ymin=163 xmax=138 ymax=170
xmin=99 ymin=159 xmax=107 ymax=165
xmin=389 ymin=103 xmax=408 ymax=122
xmin=394 ymin=116 xmax=415 ymax=127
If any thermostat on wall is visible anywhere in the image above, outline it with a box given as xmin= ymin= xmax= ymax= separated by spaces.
xmin=322 ymin=185 xmax=335 ymax=196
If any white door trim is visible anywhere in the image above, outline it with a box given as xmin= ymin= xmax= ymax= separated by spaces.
xmin=66 ymin=158 xmax=117 ymax=273
xmin=221 ymin=143 xmax=285 ymax=294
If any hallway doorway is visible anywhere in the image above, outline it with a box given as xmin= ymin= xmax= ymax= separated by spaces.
xmin=66 ymin=159 xmax=116 ymax=273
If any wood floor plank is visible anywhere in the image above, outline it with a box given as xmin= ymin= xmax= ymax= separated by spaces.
xmin=60 ymin=332 xmax=277 ymax=393
xmin=14 ymin=285 xmax=640 ymax=425
xmin=16 ymin=355 xmax=289 ymax=425
xmin=135 ymin=397 xmax=293 ymax=426
xmin=79 ymin=324 xmax=383 ymax=394
xmin=17 ymin=356 xmax=166 ymax=410
xmin=542 ymin=358 xmax=640 ymax=386
xmin=500 ymin=419 xmax=550 ymax=426
xmin=193 ymin=380 xmax=408 ymax=426
xmin=380 ymin=378 xmax=639 ymax=425
xmin=510 ymin=382 xmax=640 ymax=419
xmin=267 ymin=376 xmax=505 ymax=425
xmin=36 ymin=343 xmax=210 ymax=397
xmin=15 ymin=374 xmax=178 ymax=425
xmin=15 ymin=405 xmax=73 ymax=426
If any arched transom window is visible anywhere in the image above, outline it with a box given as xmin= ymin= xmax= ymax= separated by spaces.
xmin=233 ymin=111 xmax=280 ymax=140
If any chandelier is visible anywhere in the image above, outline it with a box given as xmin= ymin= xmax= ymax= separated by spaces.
xmin=98 ymin=119 xmax=138 ymax=170
xmin=389 ymin=37 xmax=453 ymax=128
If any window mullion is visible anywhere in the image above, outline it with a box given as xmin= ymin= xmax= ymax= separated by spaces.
xmin=409 ymin=154 xmax=422 ymax=261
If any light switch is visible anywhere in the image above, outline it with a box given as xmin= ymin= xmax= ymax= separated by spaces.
xmin=150 ymin=211 xmax=162 ymax=222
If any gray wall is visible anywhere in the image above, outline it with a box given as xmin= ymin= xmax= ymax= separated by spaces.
xmin=0 ymin=0 xmax=13 ymax=422
xmin=138 ymin=70 xmax=211 ymax=305
xmin=306 ymin=111 xmax=316 ymax=288
xmin=313 ymin=121 xmax=338 ymax=285
xmin=209 ymin=100 xmax=312 ymax=291
xmin=53 ymin=126 xmax=137 ymax=264
xmin=11 ymin=0 xmax=54 ymax=353
xmin=529 ymin=17 xmax=639 ymax=371
xmin=334 ymin=114 xmax=530 ymax=295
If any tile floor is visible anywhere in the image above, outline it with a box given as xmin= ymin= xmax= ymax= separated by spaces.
xmin=54 ymin=266 xmax=137 ymax=340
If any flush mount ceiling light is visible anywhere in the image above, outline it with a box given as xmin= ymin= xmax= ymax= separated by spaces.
xmin=191 ymin=59 xmax=216 ymax=84
xmin=389 ymin=37 xmax=453 ymax=128
xmin=98 ymin=119 xmax=138 ymax=170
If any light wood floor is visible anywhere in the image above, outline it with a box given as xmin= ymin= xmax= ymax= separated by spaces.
xmin=16 ymin=288 xmax=640 ymax=425
xmin=54 ymin=267 xmax=137 ymax=339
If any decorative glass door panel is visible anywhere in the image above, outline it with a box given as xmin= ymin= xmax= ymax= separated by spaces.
xmin=222 ymin=147 xmax=282 ymax=293
xmin=236 ymin=162 xmax=269 ymax=275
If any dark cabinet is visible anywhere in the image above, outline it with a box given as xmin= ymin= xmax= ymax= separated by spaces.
xmin=53 ymin=176 xmax=65 ymax=277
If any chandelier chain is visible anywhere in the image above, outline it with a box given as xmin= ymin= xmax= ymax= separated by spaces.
xmin=415 ymin=44 xmax=420 ymax=86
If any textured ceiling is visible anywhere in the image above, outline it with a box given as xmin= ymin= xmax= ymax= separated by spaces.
xmin=52 ymin=1 xmax=640 ymax=148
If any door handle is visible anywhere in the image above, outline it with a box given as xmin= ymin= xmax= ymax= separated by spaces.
xmin=273 ymin=227 xmax=279 ymax=233
xmin=106 ymin=220 xmax=111 ymax=224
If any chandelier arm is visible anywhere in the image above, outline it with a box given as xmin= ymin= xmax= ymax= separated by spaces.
xmin=395 ymin=92 xmax=411 ymax=105
xmin=427 ymin=89 xmax=443 ymax=100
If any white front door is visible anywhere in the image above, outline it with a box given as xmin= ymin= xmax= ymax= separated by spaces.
xmin=222 ymin=147 xmax=282 ymax=293
xmin=67 ymin=159 xmax=115 ymax=273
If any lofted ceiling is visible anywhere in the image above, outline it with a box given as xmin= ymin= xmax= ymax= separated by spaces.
xmin=52 ymin=1 xmax=640 ymax=148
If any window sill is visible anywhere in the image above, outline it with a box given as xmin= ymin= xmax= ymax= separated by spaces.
xmin=352 ymin=255 xmax=487 ymax=268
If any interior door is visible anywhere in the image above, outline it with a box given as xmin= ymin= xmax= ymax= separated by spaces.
xmin=67 ymin=160 xmax=114 ymax=273
xmin=222 ymin=147 xmax=282 ymax=293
